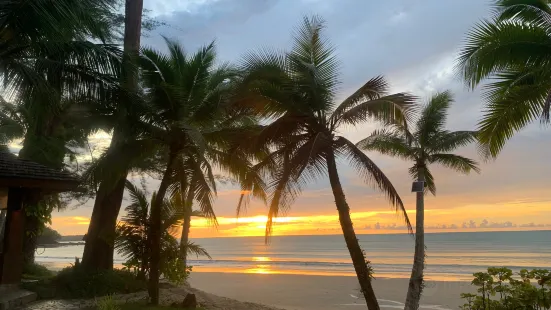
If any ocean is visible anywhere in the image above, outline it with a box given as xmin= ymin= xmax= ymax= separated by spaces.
xmin=36 ymin=230 xmax=551 ymax=281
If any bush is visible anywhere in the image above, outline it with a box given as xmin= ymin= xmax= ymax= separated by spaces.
xmin=22 ymin=263 xmax=54 ymax=280
xmin=461 ymin=267 xmax=551 ymax=310
xmin=23 ymin=265 xmax=147 ymax=299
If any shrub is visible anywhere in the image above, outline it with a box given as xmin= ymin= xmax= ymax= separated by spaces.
xmin=461 ymin=267 xmax=551 ymax=310
xmin=22 ymin=263 xmax=54 ymax=280
xmin=23 ymin=265 xmax=147 ymax=299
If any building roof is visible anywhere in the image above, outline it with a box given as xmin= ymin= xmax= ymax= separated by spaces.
xmin=0 ymin=151 xmax=79 ymax=190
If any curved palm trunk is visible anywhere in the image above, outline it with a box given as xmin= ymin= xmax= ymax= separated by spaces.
xmin=81 ymin=0 xmax=143 ymax=270
xmin=148 ymin=151 xmax=177 ymax=305
xmin=179 ymin=188 xmax=193 ymax=265
xmin=404 ymin=167 xmax=426 ymax=310
xmin=326 ymin=151 xmax=380 ymax=310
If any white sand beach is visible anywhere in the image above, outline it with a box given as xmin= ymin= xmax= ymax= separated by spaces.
xmin=189 ymin=272 xmax=474 ymax=310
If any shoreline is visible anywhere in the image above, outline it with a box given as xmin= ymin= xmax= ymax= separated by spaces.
xmin=188 ymin=272 xmax=472 ymax=310
xmin=33 ymin=262 xmax=473 ymax=309
xmin=36 ymin=260 xmax=474 ymax=282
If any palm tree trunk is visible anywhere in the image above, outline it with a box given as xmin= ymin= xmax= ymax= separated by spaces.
xmin=180 ymin=188 xmax=193 ymax=265
xmin=326 ymin=151 xmax=380 ymax=310
xmin=404 ymin=167 xmax=426 ymax=310
xmin=82 ymin=176 xmax=126 ymax=270
xmin=148 ymin=150 xmax=177 ymax=305
xmin=81 ymin=0 xmax=143 ymax=270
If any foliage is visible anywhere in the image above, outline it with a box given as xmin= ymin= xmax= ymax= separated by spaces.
xmin=461 ymin=267 xmax=551 ymax=310
xmin=457 ymin=0 xmax=551 ymax=157
xmin=238 ymin=15 xmax=415 ymax=238
xmin=36 ymin=226 xmax=62 ymax=244
xmin=115 ymin=181 xmax=209 ymax=284
xmin=22 ymin=263 xmax=55 ymax=281
xmin=357 ymin=91 xmax=480 ymax=195
xmin=96 ymin=295 xmax=121 ymax=310
xmin=22 ymin=265 xmax=147 ymax=299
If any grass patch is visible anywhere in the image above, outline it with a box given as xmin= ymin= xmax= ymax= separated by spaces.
xmin=22 ymin=265 xmax=147 ymax=299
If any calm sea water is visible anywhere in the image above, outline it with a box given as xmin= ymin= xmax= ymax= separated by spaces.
xmin=36 ymin=230 xmax=551 ymax=281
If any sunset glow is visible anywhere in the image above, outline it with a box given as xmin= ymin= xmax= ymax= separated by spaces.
xmin=52 ymin=200 xmax=551 ymax=237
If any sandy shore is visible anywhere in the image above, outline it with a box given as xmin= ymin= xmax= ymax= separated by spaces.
xmin=189 ymin=272 xmax=475 ymax=310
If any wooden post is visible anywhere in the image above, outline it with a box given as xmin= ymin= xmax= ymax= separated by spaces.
xmin=0 ymin=188 xmax=25 ymax=285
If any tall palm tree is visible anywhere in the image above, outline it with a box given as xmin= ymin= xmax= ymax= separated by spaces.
xmin=81 ymin=0 xmax=144 ymax=271
xmin=238 ymin=16 xmax=414 ymax=310
xmin=357 ymin=91 xmax=480 ymax=310
xmin=457 ymin=0 xmax=551 ymax=157
xmin=139 ymin=38 xmax=241 ymax=304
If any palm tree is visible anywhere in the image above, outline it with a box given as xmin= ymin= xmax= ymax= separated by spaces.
xmin=81 ymin=0 xmax=144 ymax=271
xmin=138 ymin=38 xmax=240 ymax=304
xmin=457 ymin=0 xmax=551 ymax=157
xmin=115 ymin=181 xmax=210 ymax=281
xmin=0 ymin=0 xmax=121 ymax=265
xmin=238 ymin=16 xmax=414 ymax=310
xmin=357 ymin=91 xmax=480 ymax=310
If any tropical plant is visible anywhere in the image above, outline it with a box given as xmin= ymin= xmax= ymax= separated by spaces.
xmin=237 ymin=16 xmax=414 ymax=310
xmin=357 ymin=91 xmax=479 ymax=309
xmin=457 ymin=0 xmax=551 ymax=157
xmin=461 ymin=267 xmax=551 ymax=310
xmin=115 ymin=181 xmax=210 ymax=284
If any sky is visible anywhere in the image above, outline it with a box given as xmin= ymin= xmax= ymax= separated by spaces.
xmin=49 ymin=0 xmax=551 ymax=237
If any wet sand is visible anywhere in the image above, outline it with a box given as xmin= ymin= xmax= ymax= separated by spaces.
xmin=189 ymin=272 xmax=474 ymax=310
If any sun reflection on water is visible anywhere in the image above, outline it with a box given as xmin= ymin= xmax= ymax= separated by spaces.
xmin=245 ymin=264 xmax=275 ymax=274
xmin=252 ymin=256 xmax=271 ymax=262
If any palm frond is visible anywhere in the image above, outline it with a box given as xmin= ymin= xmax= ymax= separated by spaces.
xmin=494 ymin=0 xmax=551 ymax=31
xmin=330 ymin=76 xmax=389 ymax=125
xmin=336 ymin=136 xmax=412 ymax=232
xmin=478 ymin=66 xmax=551 ymax=157
xmin=182 ymin=241 xmax=211 ymax=259
xmin=335 ymin=93 xmax=416 ymax=128
xmin=265 ymin=150 xmax=302 ymax=241
xmin=289 ymin=15 xmax=340 ymax=112
xmin=458 ymin=18 xmax=551 ymax=89
xmin=429 ymin=153 xmax=481 ymax=174
xmin=356 ymin=129 xmax=414 ymax=160
xmin=415 ymin=91 xmax=453 ymax=145
xmin=429 ymin=130 xmax=478 ymax=153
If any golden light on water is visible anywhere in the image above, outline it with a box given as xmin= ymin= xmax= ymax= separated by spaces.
xmin=245 ymin=264 xmax=274 ymax=274
xmin=252 ymin=256 xmax=271 ymax=262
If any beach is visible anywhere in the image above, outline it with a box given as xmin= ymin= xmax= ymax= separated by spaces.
xmin=34 ymin=231 xmax=550 ymax=309
xmin=189 ymin=272 xmax=473 ymax=309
